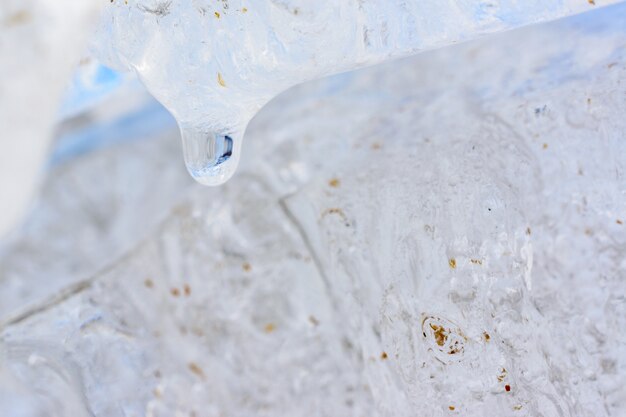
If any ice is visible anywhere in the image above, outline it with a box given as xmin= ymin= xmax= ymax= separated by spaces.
xmin=95 ymin=0 xmax=619 ymax=185
xmin=0 ymin=0 xmax=102 ymax=236
xmin=1 ymin=4 xmax=625 ymax=416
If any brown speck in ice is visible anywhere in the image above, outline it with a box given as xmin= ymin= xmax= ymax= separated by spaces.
xmin=4 ymin=10 xmax=32 ymax=27
xmin=588 ymin=0 xmax=595 ymax=5
xmin=264 ymin=323 xmax=276 ymax=333
xmin=242 ymin=262 xmax=251 ymax=272
xmin=513 ymin=405 xmax=522 ymax=410
xmin=470 ymin=259 xmax=482 ymax=265
xmin=328 ymin=178 xmax=340 ymax=188
xmin=449 ymin=406 xmax=455 ymax=411
xmin=183 ymin=284 xmax=191 ymax=296
xmin=483 ymin=332 xmax=490 ymax=342
xmin=371 ymin=142 xmax=382 ymax=150
xmin=380 ymin=351 xmax=388 ymax=360
xmin=617 ymin=219 xmax=623 ymax=225
xmin=154 ymin=370 xmax=161 ymax=378
xmin=242 ymin=7 xmax=248 ymax=13
xmin=608 ymin=62 xmax=617 ymax=69
xmin=526 ymin=227 xmax=532 ymax=235
xmin=144 ymin=278 xmax=154 ymax=288
xmin=217 ymin=72 xmax=226 ymax=87
xmin=430 ymin=323 xmax=448 ymax=346
xmin=321 ymin=208 xmax=350 ymax=227
xmin=505 ymin=384 xmax=511 ymax=392
xmin=170 ymin=288 xmax=180 ymax=297
xmin=449 ymin=340 xmax=462 ymax=355
xmin=542 ymin=143 xmax=548 ymax=150
xmin=323 ymin=207 xmax=345 ymax=217
xmin=448 ymin=258 xmax=457 ymax=269
xmin=153 ymin=387 xmax=162 ymax=398
xmin=587 ymin=98 xmax=592 ymax=105
xmin=584 ymin=228 xmax=593 ymax=236
xmin=214 ymin=11 xmax=221 ymax=18
xmin=188 ymin=362 xmax=205 ymax=378
xmin=497 ymin=368 xmax=507 ymax=382
xmin=308 ymin=315 xmax=319 ymax=326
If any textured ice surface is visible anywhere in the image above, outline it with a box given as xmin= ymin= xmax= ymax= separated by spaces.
xmin=96 ymin=0 xmax=618 ymax=185
xmin=2 ymin=3 xmax=626 ymax=417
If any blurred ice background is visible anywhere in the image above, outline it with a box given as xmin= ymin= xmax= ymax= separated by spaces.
xmin=0 ymin=1 xmax=625 ymax=417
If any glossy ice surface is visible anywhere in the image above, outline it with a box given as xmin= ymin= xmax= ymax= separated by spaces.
xmin=96 ymin=0 xmax=618 ymax=185
xmin=1 ymin=3 xmax=625 ymax=416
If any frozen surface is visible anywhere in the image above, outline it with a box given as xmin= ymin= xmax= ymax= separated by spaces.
xmin=96 ymin=0 xmax=618 ymax=185
xmin=1 ymin=3 xmax=626 ymax=417
xmin=0 ymin=0 xmax=102 ymax=236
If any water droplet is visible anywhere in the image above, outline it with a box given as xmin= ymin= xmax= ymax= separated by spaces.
xmin=180 ymin=125 xmax=242 ymax=186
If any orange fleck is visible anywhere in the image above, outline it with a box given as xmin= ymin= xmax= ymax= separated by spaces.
xmin=380 ymin=351 xmax=388 ymax=360
xmin=217 ymin=72 xmax=226 ymax=87
xmin=449 ymin=406 xmax=455 ymax=411
xmin=183 ymin=284 xmax=191 ymax=296
xmin=371 ymin=142 xmax=382 ymax=150
xmin=448 ymin=258 xmax=457 ymax=269
xmin=505 ymin=384 xmax=511 ymax=392
xmin=264 ymin=323 xmax=276 ymax=333
xmin=430 ymin=323 xmax=448 ymax=346
xmin=483 ymin=332 xmax=490 ymax=341
xmin=328 ymin=178 xmax=340 ymax=188
xmin=170 ymin=288 xmax=180 ymax=297
xmin=188 ymin=362 xmax=205 ymax=378
xmin=588 ymin=0 xmax=595 ymax=4
xmin=214 ymin=11 xmax=220 ymax=18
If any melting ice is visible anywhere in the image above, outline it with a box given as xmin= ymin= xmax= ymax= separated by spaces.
xmin=96 ymin=0 xmax=613 ymax=184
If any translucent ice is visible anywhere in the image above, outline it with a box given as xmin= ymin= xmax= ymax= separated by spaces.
xmin=0 ymin=0 xmax=102 ymax=236
xmin=1 ymin=4 xmax=626 ymax=416
xmin=95 ymin=0 xmax=618 ymax=185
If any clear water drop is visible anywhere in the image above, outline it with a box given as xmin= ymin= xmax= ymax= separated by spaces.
xmin=180 ymin=125 xmax=243 ymax=186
